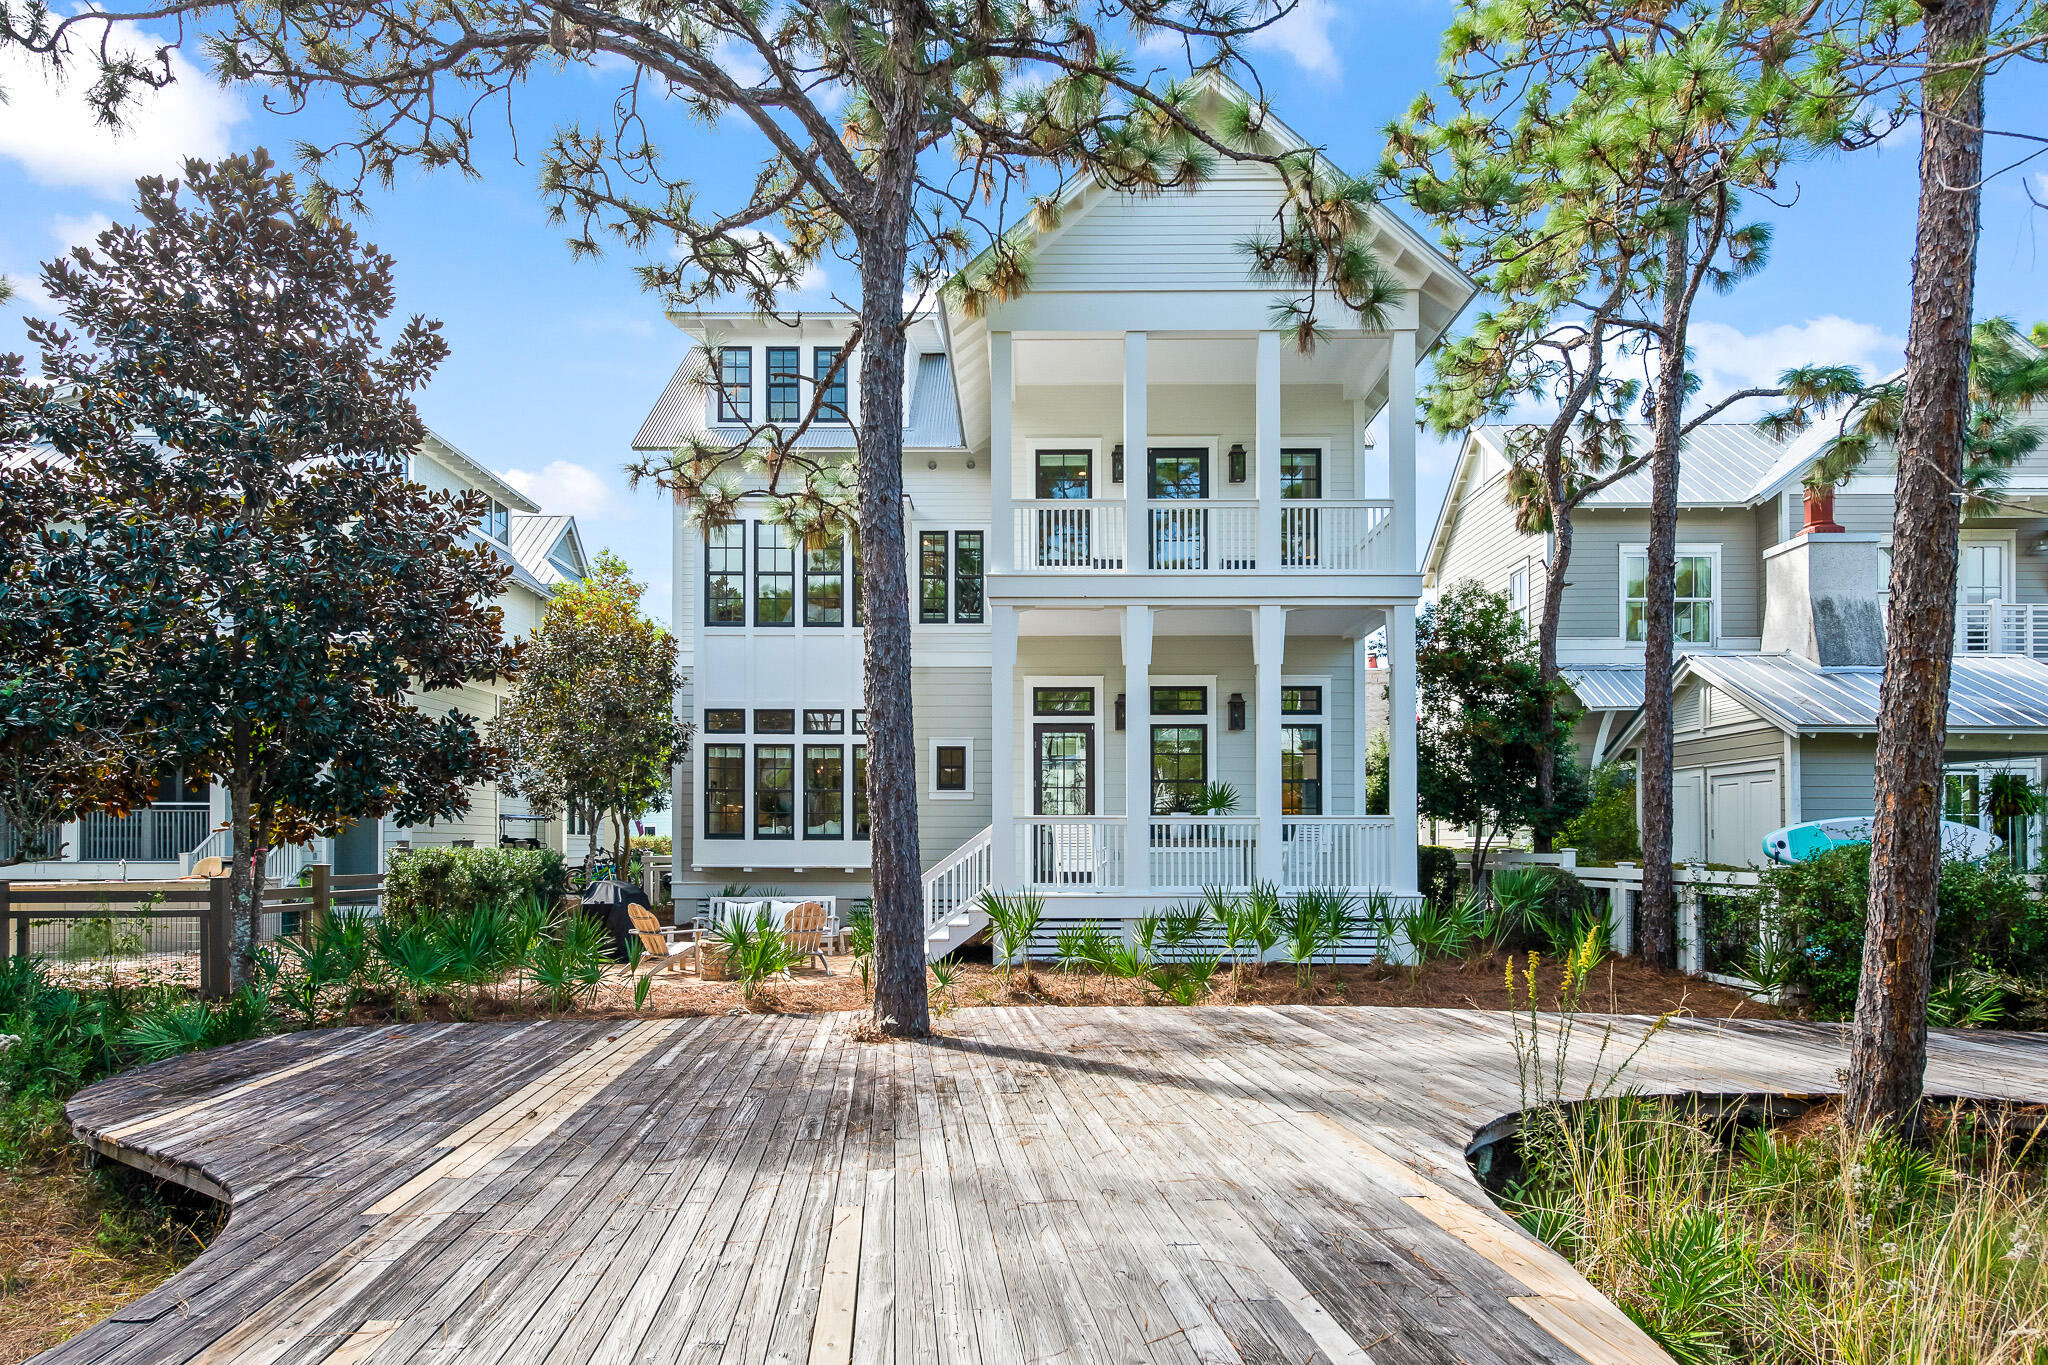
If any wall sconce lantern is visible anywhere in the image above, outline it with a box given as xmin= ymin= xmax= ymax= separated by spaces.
xmin=1227 ymin=693 xmax=1247 ymax=731
xmin=1111 ymin=443 xmax=1125 ymax=484
xmin=1114 ymin=693 xmax=1127 ymax=730
xmin=1227 ymin=443 xmax=1247 ymax=483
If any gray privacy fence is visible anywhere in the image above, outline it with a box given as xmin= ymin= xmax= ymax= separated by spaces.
xmin=1 ymin=865 xmax=385 ymax=999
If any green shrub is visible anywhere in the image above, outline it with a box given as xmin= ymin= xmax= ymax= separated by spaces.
xmin=383 ymin=846 xmax=568 ymax=921
xmin=1558 ymin=762 xmax=1642 ymax=864
xmin=1418 ymin=845 xmax=1461 ymax=910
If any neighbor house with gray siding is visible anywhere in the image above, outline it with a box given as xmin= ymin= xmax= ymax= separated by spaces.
xmin=1424 ymin=403 xmax=2048 ymax=868
xmin=635 ymin=74 xmax=1475 ymax=953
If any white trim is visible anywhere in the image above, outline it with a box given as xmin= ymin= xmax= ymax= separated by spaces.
xmin=1619 ymin=542 xmax=1723 ymax=647
xmin=1023 ymin=674 xmax=1106 ymax=816
xmin=1958 ymin=529 xmax=2019 ymax=603
xmin=1279 ymin=673 xmax=1333 ymax=817
xmin=1277 ymin=435 xmax=1334 ymax=497
xmin=1021 ymin=437 xmax=1107 ymax=499
xmin=929 ymin=737 xmax=976 ymax=800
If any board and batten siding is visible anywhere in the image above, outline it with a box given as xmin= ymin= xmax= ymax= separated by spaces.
xmin=914 ymin=666 xmax=993 ymax=869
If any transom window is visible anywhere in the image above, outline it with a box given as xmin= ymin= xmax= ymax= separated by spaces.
xmin=1280 ymin=449 xmax=1322 ymax=500
xmin=754 ymin=709 xmax=795 ymax=734
xmin=705 ymin=709 xmax=744 ymax=733
xmin=1280 ymin=686 xmax=1322 ymax=716
xmin=1034 ymin=687 xmax=1094 ymax=716
xmin=1624 ymin=549 xmax=1715 ymax=645
xmin=1150 ymin=686 xmax=1207 ymax=716
xmin=804 ymin=709 xmax=844 ymax=734
xmin=718 ymin=346 xmax=752 ymax=422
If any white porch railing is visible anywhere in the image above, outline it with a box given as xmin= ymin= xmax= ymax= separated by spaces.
xmin=1016 ymin=818 xmax=1127 ymax=891
xmin=1146 ymin=502 xmax=1258 ymax=571
xmin=1013 ymin=501 xmax=1127 ymax=571
xmin=1279 ymin=816 xmax=1393 ymax=889
xmin=1280 ymin=501 xmax=1393 ymax=572
xmin=923 ymin=826 xmax=992 ymax=932
xmin=1146 ymin=817 xmax=1258 ymax=891
xmin=1957 ymin=601 xmax=2048 ymax=658
xmin=77 ymin=804 xmax=211 ymax=862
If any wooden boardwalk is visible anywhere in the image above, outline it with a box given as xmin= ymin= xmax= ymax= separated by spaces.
xmin=44 ymin=1007 xmax=2048 ymax=1365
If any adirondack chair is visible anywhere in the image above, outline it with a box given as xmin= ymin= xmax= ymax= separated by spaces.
xmin=780 ymin=900 xmax=830 ymax=975
xmin=626 ymin=904 xmax=695 ymax=974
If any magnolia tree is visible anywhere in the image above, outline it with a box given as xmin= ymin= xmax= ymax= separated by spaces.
xmin=2 ymin=0 xmax=1401 ymax=1035
xmin=0 ymin=154 xmax=520 ymax=981
xmin=493 ymin=552 xmax=689 ymax=877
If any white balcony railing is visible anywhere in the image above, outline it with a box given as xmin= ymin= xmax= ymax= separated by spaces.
xmin=1012 ymin=499 xmax=1396 ymax=574
xmin=1016 ymin=818 xmax=1127 ymax=891
xmin=1279 ymin=816 xmax=1393 ymax=890
xmin=77 ymin=804 xmax=211 ymax=863
xmin=1013 ymin=501 xmax=1127 ymax=571
xmin=1957 ymin=601 xmax=2048 ymax=659
xmin=1146 ymin=817 xmax=1259 ymax=891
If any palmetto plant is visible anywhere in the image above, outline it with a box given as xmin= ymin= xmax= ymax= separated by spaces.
xmin=1275 ymin=889 xmax=1360 ymax=992
xmin=1402 ymin=893 xmax=1484 ymax=964
xmin=979 ymin=890 xmax=1044 ymax=973
xmin=527 ymin=911 xmax=610 ymax=1014
xmin=714 ymin=910 xmax=800 ymax=1006
xmin=374 ymin=916 xmax=458 ymax=1021
xmin=845 ymin=904 xmax=876 ymax=993
xmin=1146 ymin=952 xmax=1223 ymax=1006
xmin=1055 ymin=920 xmax=1113 ymax=976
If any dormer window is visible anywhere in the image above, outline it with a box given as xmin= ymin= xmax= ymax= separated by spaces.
xmin=718 ymin=346 xmax=752 ymax=422
xmin=479 ymin=497 xmax=509 ymax=542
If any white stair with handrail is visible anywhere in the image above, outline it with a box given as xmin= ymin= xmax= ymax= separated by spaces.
xmin=921 ymin=826 xmax=993 ymax=960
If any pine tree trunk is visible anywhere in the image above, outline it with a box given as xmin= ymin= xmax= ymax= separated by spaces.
xmin=1846 ymin=0 xmax=1990 ymax=1132
xmin=857 ymin=231 xmax=930 ymax=1040
xmin=1532 ymin=471 xmax=1575 ymax=852
xmin=1636 ymin=223 xmax=1692 ymax=970
xmin=226 ymin=777 xmax=262 ymax=988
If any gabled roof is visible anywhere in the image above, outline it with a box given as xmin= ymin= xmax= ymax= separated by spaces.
xmin=1611 ymin=652 xmax=2048 ymax=746
xmin=509 ymin=513 xmax=587 ymax=589
xmin=420 ymin=429 xmax=538 ymax=512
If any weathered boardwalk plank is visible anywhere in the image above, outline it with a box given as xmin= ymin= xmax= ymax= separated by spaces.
xmin=42 ymin=1008 xmax=2048 ymax=1365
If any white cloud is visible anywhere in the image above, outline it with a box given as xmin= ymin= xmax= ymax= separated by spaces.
xmin=50 ymin=212 xmax=114 ymax=253
xmin=0 ymin=32 xmax=247 ymax=197
xmin=1690 ymin=315 xmax=1905 ymax=403
xmin=500 ymin=459 xmax=623 ymax=521
xmin=1249 ymin=0 xmax=1340 ymax=78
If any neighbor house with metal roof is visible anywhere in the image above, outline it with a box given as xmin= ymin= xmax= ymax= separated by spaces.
xmin=1424 ymin=403 xmax=2048 ymax=867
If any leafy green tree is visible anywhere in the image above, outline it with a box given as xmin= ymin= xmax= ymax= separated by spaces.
xmin=1383 ymin=0 xmax=1881 ymax=962
xmin=1558 ymin=763 xmax=1642 ymax=865
xmin=492 ymin=551 xmax=689 ymax=876
xmin=1418 ymin=580 xmax=1589 ymax=880
xmin=2 ymin=0 xmax=1400 ymax=1037
xmin=0 ymin=153 xmax=520 ymax=983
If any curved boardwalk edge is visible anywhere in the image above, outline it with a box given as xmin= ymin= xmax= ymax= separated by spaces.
xmin=51 ymin=1008 xmax=2048 ymax=1365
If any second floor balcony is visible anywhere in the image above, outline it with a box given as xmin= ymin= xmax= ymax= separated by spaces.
xmin=1008 ymin=498 xmax=1394 ymax=575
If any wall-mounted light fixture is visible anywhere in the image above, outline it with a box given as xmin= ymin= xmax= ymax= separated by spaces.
xmin=1227 ymin=693 xmax=1246 ymax=731
xmin=1114 ymin=693 xmax=1127 ymax=730
xmin=1228 ymin=443 xmax=1247 ymax=483
xmin=1111 ymin=443 xmax=1125 ymax=484
xmin=927 ymin=459 xmax=938 ymax=470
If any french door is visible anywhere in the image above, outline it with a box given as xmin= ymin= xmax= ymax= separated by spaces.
xmin=1147 ymin=448 xmax=1210 ymax=570
xmin=1032 ymin=724 xmax=1098 ymax=884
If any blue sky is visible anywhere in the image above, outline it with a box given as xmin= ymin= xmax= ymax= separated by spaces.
xmin=4 ymin=2 xmax=2045 ymax=639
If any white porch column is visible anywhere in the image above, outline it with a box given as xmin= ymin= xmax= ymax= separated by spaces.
xmin=1123 ymin=332 xmax=1147 ymax=572
xmin=1388 ymin=603 xmax=1420 ymax=896
xmin=1352 ymin=635 xmax=1372 ymax=816
xmin=1388 ymin=323 xmax=1418 ymax=572
xmin=1253 ymin=603 xmax=1286 ymax=886
xmin=1122 ymin=604 xmax=1153 ymax=892
xmin=1255 ymin=330 xmax=1282 ymax=570
xmin=989 ymin=604 xmax=1019 ymax=890
xmin=989 ymin=331 xmax=1014 ymax=572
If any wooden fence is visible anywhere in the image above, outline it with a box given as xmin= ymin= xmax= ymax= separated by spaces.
xmin=1 ymin=864 xmax=384 ymax=1000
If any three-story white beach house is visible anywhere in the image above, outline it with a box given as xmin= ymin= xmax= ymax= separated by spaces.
xmin=637 ymin=93 xmax=1474 ymax=951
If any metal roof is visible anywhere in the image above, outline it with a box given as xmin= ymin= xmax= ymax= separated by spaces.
xmin=632 ymin=350 xmax=965 ymax=452
xmin=1688 ymin=652 xmax=2048 ymax=733
xmin=508 ymin=514 xmax=585 ymax=589
xmin=1560 ymin=665 xmax=1646 ymax=712
xmin=1466 ymin=422 xmax=1791 ymax=507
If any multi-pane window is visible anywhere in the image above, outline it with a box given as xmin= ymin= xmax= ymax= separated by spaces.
xmin=1033 ymin=687 xmax=1094 ymax=716
xmin=706 ymin=522 xmax=746 ymax=626
xmin=953 ymin=532 xmax=984 ymax=624
xmin=1035 ymin=449 xmax=1091 ymax=499
xmin=815 ymin=346 xmax=848 ymax=421
xmin=1280 ymin=448 xmax=1322 ymax=500
xmin=754 ymin=523 xmax=795 ymax=626
xmin=755 ymin=709 xmax=795 ymax=734
xmin=935 ymin=744 xmax=968 ymax=792
xmin=851 ymin=710 xmax=867 ymax=734
xmin=717 ymin=346 xmax=752 ymax=422
xmin=766 ymin=346 xmax=801 ymax=422
xmin=804 ymin=709 xmax=844 ymax=734
xmin=852 ymin=746 xmax=869 ymax=838
xmin=705 ymin=708 xmax=744 ymax=733
xmin=1151 ymin=726 xmax=1208 ymax=814
xmin=1281 ymin=686 xmax=1322 ymax=717
xmin=478 ymin=497 xmax=510 ymax=541
xmin=805 ymin=533 xmax=844 ymax=625
xmin=804 ymin=745 xmax=844 ymax=839
xmin=919 ymin=531 xmax=950 ymax=623
xmin=1624 ymin=550 xmax=1715 ymax=644
xmin=705 ymin=745 xmax=745 ymax=838
xmin=754 ymin=745 xmax=795 ymax=838
xmin=1508 ymin=565 xmax=1530 ymax=633
xmin=1282 ymin=725 xmax=1322 ymax=815
xmin=1151 ymin=686 xmax=1207 ymax=716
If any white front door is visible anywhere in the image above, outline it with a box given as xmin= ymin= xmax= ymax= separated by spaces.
xmin=1672 ymin=770 xmax=1706 ymax=865
xmin=1708 ymin=768 xmax=1781 ymax=868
